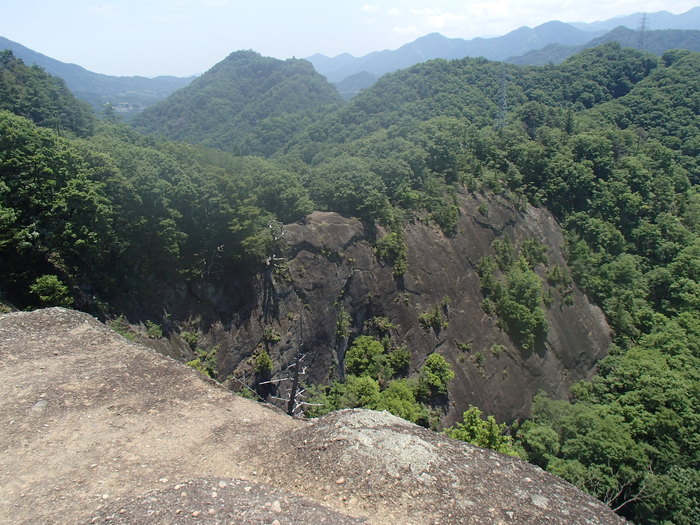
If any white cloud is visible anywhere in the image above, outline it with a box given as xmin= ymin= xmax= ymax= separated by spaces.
xmin=408 ymin=7 xmax=468 ymax=31
xmin=386 ymin=7 xmax=401 ymax=16
xmin=393 ymin=24 xmax=420 ymax=36
xmin=362 ymin=4 xmax=379 ymax=13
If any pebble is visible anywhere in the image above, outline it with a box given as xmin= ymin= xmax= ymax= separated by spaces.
xmin=158 ymin=478 xmax=168 ymax=483
xmin=271 ymin=500 xmax=282 ymax=513
xmin=272 ymin=521 xmax=281 ymax=525
xmin=32 ymin=400 xmax=48 ymax=411
xmin=218 ymin=480 xmax=227 ymax=488
xmin=335 ymin=476 xmax=346 ymax=485
xmin=192 ymin=510 xmax=201 ymax=517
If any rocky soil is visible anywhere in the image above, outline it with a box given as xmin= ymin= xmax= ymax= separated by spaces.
xmin=0 ymin=308 xmax=625 ymax=524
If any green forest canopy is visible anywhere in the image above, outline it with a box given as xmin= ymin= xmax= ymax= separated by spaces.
xmin=0 ymin=44 xmax=698 ymax=524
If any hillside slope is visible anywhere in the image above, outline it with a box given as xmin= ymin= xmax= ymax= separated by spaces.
xmin=0 ymin=307 xmax=624 ymax=524
xmin=132 ymin=50 xmax=343 ymax=156
xmin=0 ymin=36 xmax=192 ymax=117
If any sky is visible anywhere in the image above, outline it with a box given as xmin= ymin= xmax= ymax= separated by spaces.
xmin=1 ymin=1 xmax=698 ymax=77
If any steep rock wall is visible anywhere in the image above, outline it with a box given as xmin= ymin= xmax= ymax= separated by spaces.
xmin=187 ymin=189 xmax=610 ymax=424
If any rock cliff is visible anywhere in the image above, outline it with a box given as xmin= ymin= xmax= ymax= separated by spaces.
xmin=0 ymin=308 xmax=624 ymax=524
xmin=167 ymin=189 xmax=610 ymax=424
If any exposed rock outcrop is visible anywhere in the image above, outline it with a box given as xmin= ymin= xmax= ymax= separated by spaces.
xmin=0 ymin=308 xmax=624 ymax=524
xmin=183 ymin=190 xmax=610 ymax=423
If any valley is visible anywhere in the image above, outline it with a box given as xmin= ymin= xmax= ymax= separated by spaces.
xmin=1 ymin=10 xmax=699 ymax=523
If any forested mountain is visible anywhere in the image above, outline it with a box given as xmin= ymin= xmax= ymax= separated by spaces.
xmin=508 ymin=26 xmax=700 ymax=65
xmin=132 ymin=50 xmax=343 ymax=156
xmin=0 ymin=36 xmax=192 ymax=117
xmin=0 ymin=51 xmax=95 ymax=136
xmin=309 ymin=7 xmax=700 ymax=98
xmin=1 ymin=42 xmax=699 ymax=525
xmin=308 ymin=22 xmax=602 ymax=88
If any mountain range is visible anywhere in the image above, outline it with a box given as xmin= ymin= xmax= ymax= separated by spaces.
xmin=1 ymin=8 xmax=700 ymax=112
xmin=308 ymin=7 xmax=700 ymax=98
xmin=508 ymin=25 xmax=700 ymax=65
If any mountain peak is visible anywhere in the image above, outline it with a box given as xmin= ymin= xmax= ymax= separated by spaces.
xmin=132 ymin=50 xmax=343 ymax=155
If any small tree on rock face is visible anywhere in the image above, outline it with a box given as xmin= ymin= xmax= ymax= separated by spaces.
xmin=345 ymin=335 xmax=386 ymax=378
xmin=417 ymin=353 xmax=454 ymax=400
xmin=375 ymin=231 xmax=408 ymax=276
xmin=254 ymin=349 xmax=273 ymax=376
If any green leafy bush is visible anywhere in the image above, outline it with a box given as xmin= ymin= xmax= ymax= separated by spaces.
xmin=417 ymin=353 xmax=455 ymax=399
xmin=29 ymin=275 xmax=72 ymax=308
xmin=375 ymin=231 xmax=408 ymax=276
xmin=418 ymin=305 xmax=448 ymax=332
xmin=254 ymin=349 xmax=273 ymax=375
xmin=145 ymin=320 xmax=163 ymax=339
xmin=445 ymin=406 xmax=522 ymax=457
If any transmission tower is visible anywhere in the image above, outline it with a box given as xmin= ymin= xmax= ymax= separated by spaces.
xmin=638 ymin=13 xmax=648 ymax=51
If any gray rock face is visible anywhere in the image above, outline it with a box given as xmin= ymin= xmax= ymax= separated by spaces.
xmin=0 ymin=308 xmax=624 ymax=524
xmin=204 ymin=190 xmax=610 ymax=423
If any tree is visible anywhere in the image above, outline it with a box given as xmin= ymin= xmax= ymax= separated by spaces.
xmin=29 ymin=275 xmax=72 ymax=307
xmin=445 ymin=406 xmax=521 ymax=456
xmin=417 ymin=353 xmax=454 ymax=399
xmin=345 ymin=335 xmax=386 ymax=378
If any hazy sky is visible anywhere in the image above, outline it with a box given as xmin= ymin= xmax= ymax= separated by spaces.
xmin=1 ymin=1 xmax=698 ymax=77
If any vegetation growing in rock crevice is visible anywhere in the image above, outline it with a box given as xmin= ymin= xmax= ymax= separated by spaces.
xmin=187 ymin=347 xmax=218 ymax=379
xmin=478 ymin=239 xmax=548 ymax=350
xmin=308 ymin=332 xmax=453 ymax=431
xmin=374 ymin=231 xmax=408 ymax=276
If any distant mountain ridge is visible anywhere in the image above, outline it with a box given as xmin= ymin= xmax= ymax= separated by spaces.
xmin=570 ymin=6 xmax=700 ymax=32
xmin=309 ymin=21 xmax=602 ymax=84
xmin=508 ymin=26 xmax=700 ymax=65
xmin=0 ymin=36 xmax=193 ymax=118
xmin=309 ymin=7 xmax=700 ymax=98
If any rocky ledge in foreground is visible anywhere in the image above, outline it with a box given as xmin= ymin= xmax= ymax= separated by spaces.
xmin=0 ymin=308 xmax=624 ymax=524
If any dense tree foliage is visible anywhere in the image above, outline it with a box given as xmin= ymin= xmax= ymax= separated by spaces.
xmin=0 ymin=54 xmax=313 ymax=308
xmin=445 ymin=406 xmax=521 ymax=456
xmin=0 ymin=51 xmax=95 ymax=136
xmin=1 ymin=42 xmax=698 ymax=523
xmin=308 ymin=330 xmax=453 ymax=430
xmin=132 ymin=51 xmax=343 ymax=156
